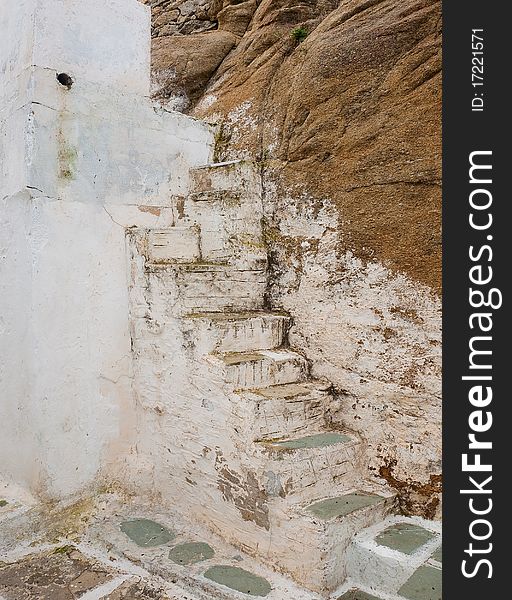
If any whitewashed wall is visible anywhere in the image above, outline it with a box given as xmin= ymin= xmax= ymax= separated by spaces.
xmin=0 ymin=0 xmax=213 ymax=499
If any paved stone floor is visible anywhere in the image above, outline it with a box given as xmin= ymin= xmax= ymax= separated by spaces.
xmin=0 ymin=490 xmax=441 ymax=600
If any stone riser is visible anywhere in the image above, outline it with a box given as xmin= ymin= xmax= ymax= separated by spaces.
xmin=252 ymin=441 xmax=363 ymax=503
xmin=183 ymin=314 xmax=289 ymax=354
xmin=176 ymin=271 xmax=266 ymax=306
xmin=147 ymin=227 xmax=200 ymax=263
xmin=189 ymin=160 xmax=259 ymax=194
xmin=232 ymin=381 xmax=338 ymax=441
xmin=184 ymin=202 xmax=266 ymax=269
xmin=232 ymin=393 xmax=326 ymax=441
xmin=146 ymin=268 xmax=266 ymax=315
xmin=214 ymin=353 xmax=308 ymax=390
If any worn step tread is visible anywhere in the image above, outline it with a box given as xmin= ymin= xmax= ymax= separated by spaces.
xmin=258 ymin=431 xmax=353 ymax=450
xmin=247 ymin=380 xmax=330 ymax=400
xmin=305 ymin=492 xmax=387 ymax=521
xmin=147 ymin=261 xmax=252 ymax=272
xmin=183 ymin=311 xmax=288 ymax=322
xmin=213 ymin=349 xmax=304 ymax=367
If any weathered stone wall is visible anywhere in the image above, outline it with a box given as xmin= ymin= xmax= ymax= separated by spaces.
xmin=145 ymin=0 xmax=442 ymax=517
xmin=144 ymin=0 xmax=219 ymax=37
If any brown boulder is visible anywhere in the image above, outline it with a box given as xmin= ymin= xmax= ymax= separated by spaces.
xmin=151 ymin=30 xmax=238 ymax=106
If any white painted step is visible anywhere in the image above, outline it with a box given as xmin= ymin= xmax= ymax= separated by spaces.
xmin=209 ymin=349 xmax=308 ymax=390
xmin=182 ymin=312 xmax=290 ymax=354
xmin=345 ymin=516 xmax=442 ymax=598
xmin=147 ymin=227 xmax=200 ymax=263
xmin=146 ymin=263 xmax=266 ymax=314
xmin=265 ymin=491 xmax=395 ymax=595
xmin=236 ymin=381 xmax=336 ymax=440
xmin=255 ymin=431 xmax=362 ymax=501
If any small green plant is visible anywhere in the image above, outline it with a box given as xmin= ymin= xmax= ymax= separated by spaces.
xmin=291 ymin=26 xmax=308 ymax=43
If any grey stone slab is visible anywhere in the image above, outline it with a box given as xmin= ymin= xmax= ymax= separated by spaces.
xmin=431 ymin=545 xmax=442 ymax=563
xmin=338 ymin=590 xmax=382 ymax=600
xmin=168 ymin=542 xmax=215 ymax=565
xmin=120 ymin=519 xmax=175 ymax=547
xmin=306 ymin=493 xmax=383 ymax=520
xmin=268 ymin=432 xmax=351 ymax=450
xmin=399 ymin=565 xmax=442 ymax=600
xmin=375 ymin=523 xmax=436 ymax=554
xmin=204 ymin=565 xmax=271 ymax=597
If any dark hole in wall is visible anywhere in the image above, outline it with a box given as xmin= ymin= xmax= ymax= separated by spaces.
xmin=56 ymin=72 xmax=73 ymax=89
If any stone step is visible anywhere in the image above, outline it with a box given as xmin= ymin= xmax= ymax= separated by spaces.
xmin=189 ymin=160 xmax=257 ymax=195
xmin=182 ymin=312 xmax=290 ymax=354
xmin=147 ymin=227 xmax=201 ymax=263
xmin=208 ymin=349 xmax=308 ymax=390
xmin=185 ymin=163 xmax=266 ymax=269
xmin=265 ymin=491 xmax=395 ymax=595
xmin=345 ymin=516 xmax=442 ymax=599
xmin=255 ymin=431 xmax=362 ymax=501
xmin=146 ymin=263 xmax=266 ymax=314
xmin=235 ymin=381 xmax=337 ymax=441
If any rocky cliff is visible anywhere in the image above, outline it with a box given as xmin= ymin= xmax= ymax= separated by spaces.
xmin=143 ymin=0 xmax=442 ymax=518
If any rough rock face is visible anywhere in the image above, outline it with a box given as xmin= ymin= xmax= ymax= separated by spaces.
xmin=145 ymin=0 xmax=442 ymax=518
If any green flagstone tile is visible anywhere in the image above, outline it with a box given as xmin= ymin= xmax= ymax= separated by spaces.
xmin=399 ymin=565 xmax=442 ymax=600
xmin=120 ymin=519 xmax=174 ymax=547
xmin=338 ymin=590 xmax=382 ymax=600
xmin=168 ymin=542 xmax=215 ymax=565
xmin=307 ymin=493 xmax=382 ymax=520
xmin=204 ymin=565 xmax=271 ymax=597
xmin=267 ymin=432 xmax=351 ymax=450
xmin=431 ymin=545 xmax=442 ymax=563
xmin=375 ymin=523 xmax=436 ymax=554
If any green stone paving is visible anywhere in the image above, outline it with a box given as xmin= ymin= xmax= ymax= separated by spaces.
xmin=399 ymin=565 xmax=442 ymax=600
xmin=120 ymin=519 xmax=175 ymax=547
xmin=307 ymin=493 xmax=382 ymax=520
xmin=338 ymin=590 xmax=382 ymax=600
xmin=375 ymin=523 xmax=436 ymax=554
xmin=267 ymin=432 xmax=351 ymax=450
xmin=204 ymin=565 xmax=272 ymax=597
xmin=431 ymin=545 xmax=442 ymax=563
xmin=168 ymin=542 xmax=215 ymax=565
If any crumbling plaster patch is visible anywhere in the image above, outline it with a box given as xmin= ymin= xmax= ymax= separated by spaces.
xmin=262 ymin=182 xmax=441 ymax=517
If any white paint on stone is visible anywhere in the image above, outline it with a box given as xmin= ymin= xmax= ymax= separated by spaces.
xmin=124 ymin=160 xmax=398 ymax=596
xmin=0 ymin=0 xmax=214 ymax=499
xmin=1 ymin=2 xmax=441 ymax=596
xmin=262 ymin=187 xmax=442 ymax=508
xmin=345 ymin=515 xmax=441 ymax=596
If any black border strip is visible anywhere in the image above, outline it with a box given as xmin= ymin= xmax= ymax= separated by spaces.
xmin=443 ymin=1 xmax=507 ymax=596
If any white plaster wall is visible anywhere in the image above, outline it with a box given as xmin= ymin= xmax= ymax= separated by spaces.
xmin=263 ymin=187 xmax=442 ymax=515
xmin=0 ymin=0 xmax=36 ymax=111
xmin=0 ymin=0 xmax=214 ymax=499
xmin=0 ymin=193 xmax=37 ymax=489
xmin=0 ymin=0 xmax=150 ymax=96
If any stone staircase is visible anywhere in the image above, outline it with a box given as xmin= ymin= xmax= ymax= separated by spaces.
xmin=127 ymin=159 xmax=398 ymax=597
